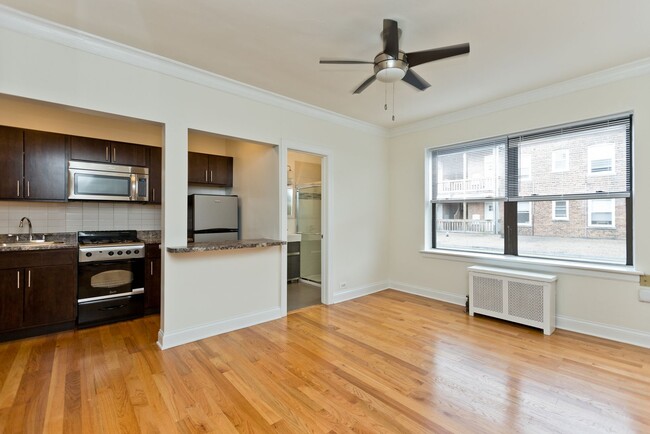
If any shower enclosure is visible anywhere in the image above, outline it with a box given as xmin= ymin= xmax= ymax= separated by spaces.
xmin=296 ymin=184 xmax=321 ymax=284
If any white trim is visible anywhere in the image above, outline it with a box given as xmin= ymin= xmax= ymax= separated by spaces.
xmin=517 ymin=201 xmax=532 ymax=227
xmin=389 ymin=57 xmax=650 ymax=138
xmin=389 ymin=282 xmax=650 ymax=349
xmin=556 ymin=315 xmax=650 ymax=349
xmin=0 ymin=5 xmax=385 ymax=137
xmin=419 ymin=249 xmax=641 ymax=281
xmin=587 ymin=198 xmax=616 ymax=228
xmin=157 ymin=307 xmax=282 ymax=349
xmin=331 ymin=282 xmax=388 ymax=304
xmin=552 ymin=200 xmax=569 ymax=221
xmin=282 ymin=140 xmax=332 ymax=305
xmin=389 ymin=281 xmax=466 ymax=306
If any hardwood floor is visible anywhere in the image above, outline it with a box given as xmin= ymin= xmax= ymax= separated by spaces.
xmin=1 ymin=289 xmax=649 ymax=433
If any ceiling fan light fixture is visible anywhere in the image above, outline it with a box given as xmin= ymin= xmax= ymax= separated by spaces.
xmin=376 ymin=67 xmax=406 ymax=83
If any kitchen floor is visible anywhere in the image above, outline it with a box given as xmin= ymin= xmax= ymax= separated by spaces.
xmin=287 ymin=281 xmax=321 ymax=311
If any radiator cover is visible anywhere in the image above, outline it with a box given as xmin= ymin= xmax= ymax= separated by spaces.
xmin=468 ymin=266 xmax=557 ymax=335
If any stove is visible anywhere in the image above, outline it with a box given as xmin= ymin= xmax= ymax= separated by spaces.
xmin=78 ymin=230 xmax=145 ymax=262
xmin=77 ymin=230 xmax=145 ymax=328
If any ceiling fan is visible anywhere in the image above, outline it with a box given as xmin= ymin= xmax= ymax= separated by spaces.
xmin=320 ymin=19 xmax=470 ymax=94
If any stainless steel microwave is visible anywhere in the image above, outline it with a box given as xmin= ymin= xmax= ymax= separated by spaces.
xmin=68 ymin=161 xmax=149 ymax=201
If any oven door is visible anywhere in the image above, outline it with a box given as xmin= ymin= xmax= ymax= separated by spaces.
xmin=78 ymin=258 xmax=145 ymax=301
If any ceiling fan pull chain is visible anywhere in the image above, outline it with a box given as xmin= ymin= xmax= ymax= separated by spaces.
xmin=384 ymin=84 xmax=388 ymax=111
xmin=392 ymin=83 xmax=396 ymax=122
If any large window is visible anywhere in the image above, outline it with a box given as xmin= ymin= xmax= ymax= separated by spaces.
xmin=429 ymin=115 xmax=632 ymax=265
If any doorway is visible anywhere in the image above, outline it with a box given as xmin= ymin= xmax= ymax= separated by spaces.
xmin=287 ymin=150 xmax=324 ymax=311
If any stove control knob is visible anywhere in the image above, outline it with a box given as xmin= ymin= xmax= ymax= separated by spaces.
xmin=85 ymin=252 xmax=92 ymax=258
xmin=126 ymin=250 xmax=132 ymax=255
xmin=134 ymin=250 xmax=140 ymax=255
xmin=108 ymin=251 xmax=115 ymax=256
xmin=117 ymin=251 xmax=123 ymax=255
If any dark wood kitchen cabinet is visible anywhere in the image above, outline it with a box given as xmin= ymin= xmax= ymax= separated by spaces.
xmin=188 ymin=151 xmax=233 ymax=186
xmin=70 ymin=136 xmax=147 ymax=167
xmin=0 ymin=126 xmax=24 ymax=199
xmin=0 ymin=249 xmax=77 ymax=340
xmin=148 ymin=146 xmax=162 ymax=204
xmin=0 ymin=127 xmax=67 ymax=201
xmin=145 ymin=244 xmax=161 ymax=314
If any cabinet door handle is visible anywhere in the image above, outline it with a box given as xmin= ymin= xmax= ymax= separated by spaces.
xmin=113 ymin=147 xmax=117 ymax=162
xmin=150 ymin=261 xmax=153 ymax=275
xmin=152 ymin=188 xmax=156 ymax=202
xmin=205 ymin=170 xmax=208 ymax=182
xmin=17 ymin=271 xmax=20 ymax=289
xmin=210 ymin=170 xmax=213 ymax=182
xmin=17 ymin=180 xmax=20 ymax=197
xmin=105 ymin=145 xmax=110 ymax=161
xmin=27 ymin=270 xmax=31 ymax=288
xmin=27 ymin=181 xmax=30 ymax=197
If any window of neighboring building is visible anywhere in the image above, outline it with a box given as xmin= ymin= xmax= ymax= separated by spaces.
xmin=520 ymin=154 xmax=531 ymax=180
xmin=428 ymin=114 xmax=632 ymax=266
xmin=588 ymin=144 xmax=615 ymax=175
xmin=552 ymin=200 xmax=569 ymax=220
xmin=517 ymin=202 xmax=532 ymax=226
xmin=551 ymin=149 xmax=569 ymax=172
xmin=588 ymin=199 xmax=615 ymax=228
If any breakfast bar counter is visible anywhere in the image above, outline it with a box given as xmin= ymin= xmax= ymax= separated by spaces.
xmin=166 ymin=238 xmax=285 ymax=254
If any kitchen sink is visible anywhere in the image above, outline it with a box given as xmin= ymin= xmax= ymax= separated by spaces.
xmin=1 ymin=241 xmax=65 ymax=247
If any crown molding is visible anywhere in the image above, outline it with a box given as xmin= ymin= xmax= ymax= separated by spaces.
xmin=388 ymin=57 xmax=650 ymax=138
xmin=0 ymin=5 xmax=386 ymax=137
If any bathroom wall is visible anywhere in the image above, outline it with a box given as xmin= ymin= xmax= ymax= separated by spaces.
xmin=0 ymin=201 xmax=161 ymax=235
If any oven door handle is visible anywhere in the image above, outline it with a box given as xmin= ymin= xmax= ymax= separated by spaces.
xmin=99 ymin=304 xmax=128 ymax=311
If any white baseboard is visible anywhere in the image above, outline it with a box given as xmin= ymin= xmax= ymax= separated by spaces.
xmin=157 ymin=307 xmax=282 ymax=349
xmin=331 ymin=281 xmax=388 ymax=304
xmin=389 ymin=281 xmax=467 ymax=306
xmin=389 ymin=281 xmax=650 ymax=349
xmin=556 ymin=315 xmax=650 ymax=349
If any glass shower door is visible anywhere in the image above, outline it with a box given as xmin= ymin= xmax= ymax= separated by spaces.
xmin=296 ymin=185 xmax=321 ymax=284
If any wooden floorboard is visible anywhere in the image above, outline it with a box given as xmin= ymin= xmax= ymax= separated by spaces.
xmin=1 ymin=289 xmax=649 ymax=433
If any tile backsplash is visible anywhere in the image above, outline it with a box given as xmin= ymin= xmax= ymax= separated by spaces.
xmin=0 ymin=201 xmax=161 ymax=234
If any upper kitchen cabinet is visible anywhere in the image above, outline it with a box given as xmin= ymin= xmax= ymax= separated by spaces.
xmin=148 ymin=147 xmax=162 ymax=204
xmin=0 ymin=127 xmax=67 ymax=201
xmin=188 ymin=151 xmax=233 ymax=187
xmin=0 ymin=126 xmax=24 ymax=199
xmin=70 ymin=136 xmax=147 ymax=167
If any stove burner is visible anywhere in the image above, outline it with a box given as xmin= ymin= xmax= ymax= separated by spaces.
xmin=78 ymin=230 xmax=145 ymax=263
xmin=78 ymin=230 xmax=141 ymax=245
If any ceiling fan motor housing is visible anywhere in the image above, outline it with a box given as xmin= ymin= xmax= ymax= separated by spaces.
xmin=374 ymin=52 xmax=408 ymax=83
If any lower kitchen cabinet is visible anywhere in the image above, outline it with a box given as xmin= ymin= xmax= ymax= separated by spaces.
xmin=0 ymin=249 xmax=77 ymax=341
xmin=145 ymin=244 xmax=161 ymax=314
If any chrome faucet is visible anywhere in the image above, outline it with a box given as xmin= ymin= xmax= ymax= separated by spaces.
xmin=19 ymin=217 xmax=33 ymax=241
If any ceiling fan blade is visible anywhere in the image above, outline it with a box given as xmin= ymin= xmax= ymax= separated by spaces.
xmin=382 ymin=19 xmax=399 ymax=58
xmin=402 ymin=69 xmax=431 ymax=91
xmin=353 ymin=75 xmax=377 ymax=94
xmin=406 ymin=43 xmax=470 ymax=68
xmin=319 ymin=59 xmax=374 ymax=64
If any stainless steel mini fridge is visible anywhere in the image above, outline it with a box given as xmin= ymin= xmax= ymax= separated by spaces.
xmin=188 ymin=194 xmax=239 ymax=242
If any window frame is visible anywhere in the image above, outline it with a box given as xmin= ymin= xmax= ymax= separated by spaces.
xmin=587 ymin=143 xmax=615 ymax=176
xmin=588 ymin=199 xmax=616 ymax=228
xmin=428 ymin=114 xmax=632 ymax=266
xmin=551 ymin=149 xmax=569 ymax=172
xmin=552 ymin=200 xmax=569 ymax=221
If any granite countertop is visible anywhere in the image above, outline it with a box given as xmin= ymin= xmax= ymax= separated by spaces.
xmin=166 ymin=238 xmax=286 ymax=253
xmin=137 ymin=230 xmax=161 ymax=244
xmin=0 ymin=232 xmax=78 ymax=252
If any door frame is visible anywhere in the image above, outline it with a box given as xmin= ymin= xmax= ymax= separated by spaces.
xmin=279 ymin=140 xmax=331 ymax=315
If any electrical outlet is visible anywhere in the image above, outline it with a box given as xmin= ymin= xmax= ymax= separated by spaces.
xmin=640 ymin=275 xmax=650 ymax=287
xmin=640 ymin=288 xmax=650 ymax=303
xmin=339 ymin=282 xmax=347 ymax=289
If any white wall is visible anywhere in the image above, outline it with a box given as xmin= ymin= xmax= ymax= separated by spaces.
xmin=388 ymin=73 xmax=650 ymax=342
xmin=0 ymin=18 xmax=389 ymax=344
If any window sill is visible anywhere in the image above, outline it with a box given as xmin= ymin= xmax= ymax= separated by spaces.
xmin=420 ymin=249 xmax=641 ymax=282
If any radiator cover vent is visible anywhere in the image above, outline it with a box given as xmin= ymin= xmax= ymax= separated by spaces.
xmin=468 ymin=266 xmax=557 ymax=335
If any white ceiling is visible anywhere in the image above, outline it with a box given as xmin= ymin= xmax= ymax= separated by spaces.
xmin=3 ymin=1 xmax=650 ymax=128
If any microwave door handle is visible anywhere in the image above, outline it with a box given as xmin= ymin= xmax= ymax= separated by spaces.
xmin=130 ymin=174 xmax=137 ymax=200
